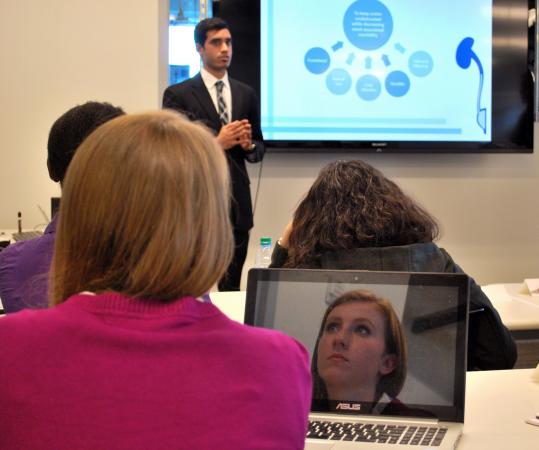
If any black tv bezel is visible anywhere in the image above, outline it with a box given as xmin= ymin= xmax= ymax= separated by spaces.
xmin=217 ymin=0 xmax=535 ymax=154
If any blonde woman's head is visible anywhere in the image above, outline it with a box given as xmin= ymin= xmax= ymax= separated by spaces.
xmin=51 ymin=110 xmax=233 ymax=304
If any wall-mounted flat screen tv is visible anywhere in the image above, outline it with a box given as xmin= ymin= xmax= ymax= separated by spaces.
xmin=218 ymin=0 xmax=535 ymax=153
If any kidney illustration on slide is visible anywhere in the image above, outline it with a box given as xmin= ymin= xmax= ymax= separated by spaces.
xmin=456 ymin=37 xmax=487 ymax=134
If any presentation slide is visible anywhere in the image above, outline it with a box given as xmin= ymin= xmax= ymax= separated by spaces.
xmin=261 ymin=0 xmax=492 ymax=143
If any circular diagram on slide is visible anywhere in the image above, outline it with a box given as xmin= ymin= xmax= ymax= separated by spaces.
xmin=303 ymin=0 xmax=434 ymax=101
xmin=344 ymin=0 xmax=393 ymax=50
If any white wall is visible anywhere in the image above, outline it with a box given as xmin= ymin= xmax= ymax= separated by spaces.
xmin=246 ymin=136 xmax=539 ymax=286
xmin=0 ymin=0 xmax=168 ymax=228
xmin=1 ymin=0 xmax=537 ymax=287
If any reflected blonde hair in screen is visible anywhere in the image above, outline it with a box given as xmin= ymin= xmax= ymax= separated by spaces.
xmin=51 ymin=110 xmax=233 ymax=304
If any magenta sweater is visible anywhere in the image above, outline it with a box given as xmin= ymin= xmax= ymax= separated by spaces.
xmin=0 ymin=293 xmax=312 ymax=449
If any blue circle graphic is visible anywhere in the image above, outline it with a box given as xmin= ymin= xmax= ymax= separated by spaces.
xmin=408 ymin=51 xmax=433 ymax=77
xmin=343 ymin=0 xmax=393 ymax=50
xmin=326 ymin=69 xmax=352 ymax=95
xmin=356 ymin=75 xmax=382 ymax=101
xmin=304 ymin=47 xmax=331 ymax=74
xmin=385 ymin=71 xmax=410 ymax=97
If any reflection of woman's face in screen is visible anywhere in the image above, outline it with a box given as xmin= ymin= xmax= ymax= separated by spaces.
xmin=317 ymin=301 xmax=397 ymax=403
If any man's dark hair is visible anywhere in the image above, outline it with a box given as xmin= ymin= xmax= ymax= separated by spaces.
xmin=47 ymin=101 xmax=125 ymax=183
xmin=194 ymin=17 xmax=230 ymax=46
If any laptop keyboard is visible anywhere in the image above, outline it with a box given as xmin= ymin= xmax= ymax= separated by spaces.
xmin=12 ymin=230 xmax=43 ymax=242
xmin=307 ymin=421 xmax=447 ymax=446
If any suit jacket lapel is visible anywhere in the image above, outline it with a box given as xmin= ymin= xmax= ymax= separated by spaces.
xmin=191 ymin=73 xmax=221 ymax=128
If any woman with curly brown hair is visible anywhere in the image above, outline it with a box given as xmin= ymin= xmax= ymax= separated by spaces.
xmin=271 ymin=159 xmax=516 ymax=371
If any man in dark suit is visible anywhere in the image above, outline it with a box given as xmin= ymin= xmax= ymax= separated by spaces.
xmin=163 ymin=17 xmax=265 ymax=291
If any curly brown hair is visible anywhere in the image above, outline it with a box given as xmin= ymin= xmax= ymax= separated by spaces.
xmin=285 ymin=160 xmax=439 ymax=268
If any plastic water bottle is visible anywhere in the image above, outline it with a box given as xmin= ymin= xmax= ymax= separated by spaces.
xmin=254 ymin=237 xmax=272 ymax=268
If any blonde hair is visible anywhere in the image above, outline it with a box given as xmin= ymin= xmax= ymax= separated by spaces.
xmin=51 ymin=110 xmax=233 ymax=304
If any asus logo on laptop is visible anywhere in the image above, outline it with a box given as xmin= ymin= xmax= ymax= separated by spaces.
xmin=336 ymin=402 xmax=361 ymax=411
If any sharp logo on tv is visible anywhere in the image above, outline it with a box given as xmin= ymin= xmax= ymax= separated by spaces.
xmin=336 ymin=402 xmax=361 ymax=411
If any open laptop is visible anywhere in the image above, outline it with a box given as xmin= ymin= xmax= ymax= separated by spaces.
xmin=245 ymin=269 xmax=469 ymax=449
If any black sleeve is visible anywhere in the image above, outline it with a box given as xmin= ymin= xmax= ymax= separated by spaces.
xmin=244 ymin=87 xmax=265 ymax=164
xmin=162 ymin=86 xmax=208 ymax=124
xmin=440 ymin=248 xmax=517 ymax=370
xmin=162 ymin=86 xmax=182 ymax=110
xmin=269 ymin=242 xmax=289 ymax=268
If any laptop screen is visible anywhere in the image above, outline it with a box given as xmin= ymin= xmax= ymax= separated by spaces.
xmin=245 ymin=269 xmax=468 ymax=423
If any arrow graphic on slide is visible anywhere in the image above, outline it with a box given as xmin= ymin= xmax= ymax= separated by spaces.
xmin=382 ymin=54 xmax=391 ymax=66
xmin=394 ymin=43 xmax=406 ymax=53
xmin=365 ymin=56 xmax=372 ymax=69
xmin=332 ymin=41 xmax=343 ymax=51
xmin=346 ymin=53 xmax=355 ymax=65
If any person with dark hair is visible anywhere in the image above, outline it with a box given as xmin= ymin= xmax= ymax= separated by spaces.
xmin=0 ymin=111 xmax=310 ymax=449
xmin=271 ymin=159 xmax=517 ymax=371
xmin=0 ymin=101 xmax=125 ymax=313
xmin=163 ymin=17 xmax=265 ymax=291
xmin=47 ymin=101 xmax=125 ymax=184
xmin=313 ymin=290 xmax=408 ymax=415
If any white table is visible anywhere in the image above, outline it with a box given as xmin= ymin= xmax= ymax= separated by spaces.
xmin=0 ymin=229 xmax=14 ymax=245
xmin=209 ymin=290 xmax=246 ymax=323
xmin=482 ymin=283 xmax=539 ymax=338
xmin=460 ymin=368 xmax=539 ymax=449
xmin=209 ymin=292 xmax=539 ymax=449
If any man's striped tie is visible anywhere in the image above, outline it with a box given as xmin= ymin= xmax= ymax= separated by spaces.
xmin=215 ymin=80 xmax=229 ymax=125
